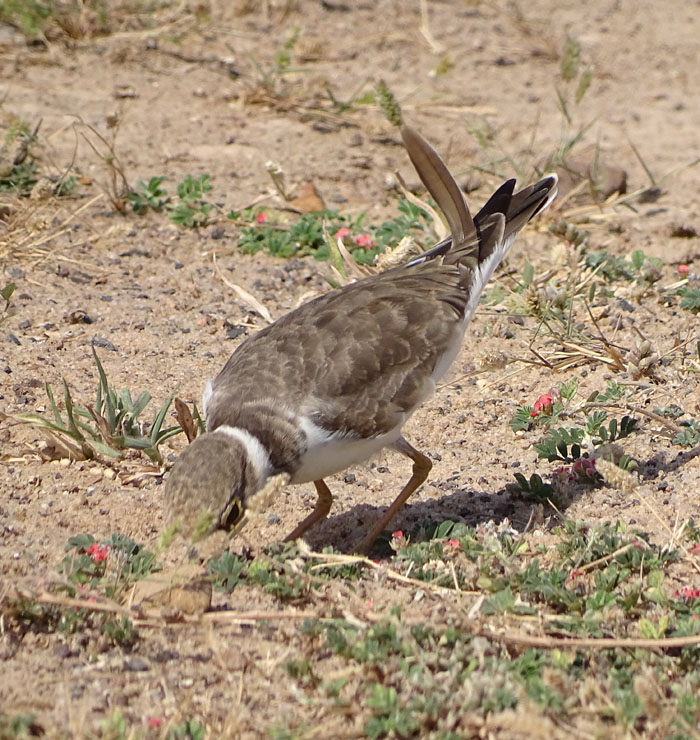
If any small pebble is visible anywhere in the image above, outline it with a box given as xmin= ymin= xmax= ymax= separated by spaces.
xmin=124 ymin=656 xmax=149 ymax=672
xmin=92 ymin=337 xmax=117 ymax=351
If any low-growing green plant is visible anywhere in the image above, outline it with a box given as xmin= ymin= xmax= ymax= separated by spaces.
xmin=60 ymin=533 xmax=160 ymax=596
xmin=170 ymin=173 xmax=213 ymax=227
xmin=15 ymin=343 xmax=182 ymax=462
xmin=0 ymin=0 xmax=53 ymax=37
xmin=507 ymin=472 xmax=558 ymax=504
xmin=208 ymin=551 xmax=246 ymax=592
xmin=231 ymin=199 xmax=431 ymax=266
xmin=509 ymin=379 xmax=639 ymax=498
xmin=167 ymin=719 xmax=205 ymax=740
xmin=677 ymin=286 xmax=700 ymax=314
xmin=127 ymin=175 xmax=169 ymax=213
xmin=250 ymin=28 xmax=300 ymax=99
xmin=126 ymin=173 xmax=213 ymax=226
xmin=673 ymin=419 xmax=700 ymax=448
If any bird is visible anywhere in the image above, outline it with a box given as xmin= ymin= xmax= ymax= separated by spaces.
xmin=164 ymin=124 xmax=558 ymax=554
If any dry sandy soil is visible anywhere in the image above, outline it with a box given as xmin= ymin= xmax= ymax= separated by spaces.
xmin=1 ymin=0 xmax=700 ymax=737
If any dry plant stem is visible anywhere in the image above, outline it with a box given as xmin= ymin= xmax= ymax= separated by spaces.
xmin=394 ymin=169 xmax=448 ymax=241
xmin=419 ymin=0 xmax=444 ymax=53
xmin=476 ymin=628 xmax=700 ymax=651
xmin=212 ymin=251 xmax=273 ymax=323
xmin=576 ymin=543 xmax=636 ymax=573
xmin=32 ymin=589 xmax=317 ymax=625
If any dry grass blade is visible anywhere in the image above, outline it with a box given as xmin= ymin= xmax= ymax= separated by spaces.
xmin=394 ymin=168 xmax=448 ymax=241
xmin=0 ymin=192 xmax=103 ymax=262
xmin=477 ymin=628 xmax=700 ymax=651
xmin=212 ymin=251 xmax=273 ymax=323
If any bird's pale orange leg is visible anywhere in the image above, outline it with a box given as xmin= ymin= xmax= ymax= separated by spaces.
xmin=355 ymin=437 xmax=432 ymax=555
xmin=284 ymin=479 xmax=333 ymax=543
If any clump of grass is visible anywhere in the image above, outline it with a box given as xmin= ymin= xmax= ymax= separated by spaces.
xmin=14 ymin=343 xmax=182 ymax=463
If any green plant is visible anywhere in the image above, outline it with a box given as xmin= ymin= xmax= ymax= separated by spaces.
xmin=16 ymin=343 xmax=182 ymax=462
xmin=678 ymin=286 xmax=700 ymax=314
xmin=167 ymin=719 xmax=205 ymax=740
xmin=507 ymin=472 xmax=558 ymax=504
xmin=60 ymin=533 xmax=160 ymax=596
xmin=250 ymin=28 xmax=300 ymax=99
xmin=673 ymin=419 xmax=700 ymax=448
xmin=127 ymin=175 xmax=169 ymax=213
xmin=0 ymin=0 xmax=52 ymax=37
xmin=233 ymin=199 xmax=430 ymax=266
xmin=208 ymin=551 xmax=246 ymax=592
xmin=1 ymin=282 xmax=15 ymax=323
xmin=169 ymin=174 xmax=213 ymax=227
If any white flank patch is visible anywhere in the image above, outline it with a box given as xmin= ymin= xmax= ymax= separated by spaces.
xmin=214 ymin=425 xmax=272 ymax=486
xmin=292 ymin=416 xmax=403 ymax=484
xmin=463 ymin=244 xmax=508 ymax=328
xmin=201 ymin=379 xmax=214 ymax=419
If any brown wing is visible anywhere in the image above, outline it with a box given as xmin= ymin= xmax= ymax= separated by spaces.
xmin=207 ymin=263 xmax=467 ymax=439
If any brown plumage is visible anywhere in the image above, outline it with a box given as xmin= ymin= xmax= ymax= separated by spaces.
xmin=164 ymin=124 xmax=558 ymax=552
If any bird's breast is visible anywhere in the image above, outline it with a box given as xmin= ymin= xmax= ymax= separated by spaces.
xmin=290 ymin=416 xmax=403 ymax=484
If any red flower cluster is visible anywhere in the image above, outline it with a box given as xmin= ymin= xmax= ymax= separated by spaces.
xmin=390 ymin=529 xmax=407 ymax=552
xmin=255 ymin=210 xmax=269 ymax=224
xmin=678 ymin=264 xmax=690 ymax=275
xmin=530 ymin=393 xmax=554 ymax=418
xmin=85 ymin=542 xmax=110 ymax=563
xmin=675 ymin=586 xmax=700 ymax=602
xmin=334 ymin=228 xmax=377 ymax=249
xmin=554 ymin=457 xmax=598 ymax=483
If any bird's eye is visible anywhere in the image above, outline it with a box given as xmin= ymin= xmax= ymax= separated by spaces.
xmin=220 ymin=496 xmax=243 ymax=530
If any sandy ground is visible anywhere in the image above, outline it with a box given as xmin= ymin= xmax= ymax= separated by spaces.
xmin=1 ymin=0 xmax=699 ymax=736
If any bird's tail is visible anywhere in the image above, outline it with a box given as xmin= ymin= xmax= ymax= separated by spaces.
xmin=400 ymin=124 xmax=557 ymax=275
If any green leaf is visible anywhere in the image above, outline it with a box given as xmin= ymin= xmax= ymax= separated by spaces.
xmin=150 ymin=392 xmax=176 ymax=444
xmin=560 ymin=37 xmax=581 ymax=82
xmin=482 ymin=587 xmax=515 ymax=614
xmin=679 ymin=287 xmax=700 ymax=313
xmin=575 ymin=67 xmax=592 ymax=104
xmin=1 ymin=282 xmax=16 ymax=301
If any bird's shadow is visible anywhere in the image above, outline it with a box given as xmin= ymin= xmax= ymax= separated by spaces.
xmin=299 ymin=485 xmax=539 ymax=554
xmin=296 ymin=442 xmax=700 ymax=554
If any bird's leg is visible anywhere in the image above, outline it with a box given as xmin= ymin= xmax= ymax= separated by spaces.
xmin=355 ymin=437 xmax=432 ymax=555
xmin=284 ymin=479 xmax=333 ymax=543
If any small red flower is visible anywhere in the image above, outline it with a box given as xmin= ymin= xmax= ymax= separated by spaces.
xmin=147 ymin=717 xmax=163 ymax=729
xmin=445 ymin=539 xmax=461 ymax=548
xmin=85 ymin=542 xmax=110 ymax=563
xmin=389 ymin=529 xmax=407 ymax=552
xmin=571 ymin=458 xmax=597 ymax=479
xmin=334 ymin=227 xmax=351 ymax=240
xmin=255 ymin=210 xmax=269 ymax=224
xmin=690 ymin=543 xmax=700 ymax=554
xmin=678 ymin=264 xmax=690 ymax=275
xmin=675 ymin=586 xmax=700 ymax=602
xmin=355 ymin=233 xmax=377 ymax=248
xmin=533 ymin=394 xmax=554 ymax=412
